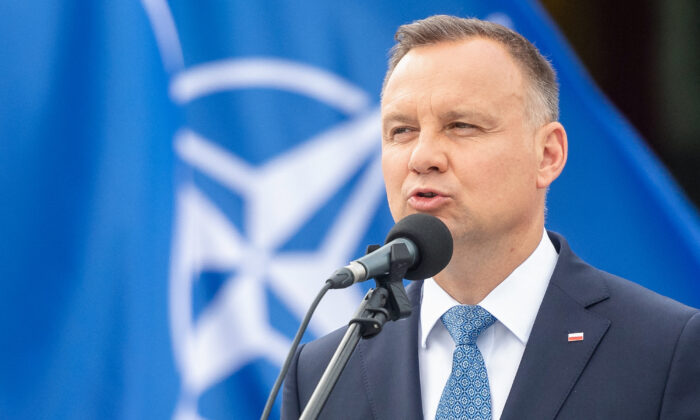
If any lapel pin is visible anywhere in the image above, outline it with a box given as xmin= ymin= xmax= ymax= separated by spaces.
xmin=568 ymin=332 xmax=584 ymax=342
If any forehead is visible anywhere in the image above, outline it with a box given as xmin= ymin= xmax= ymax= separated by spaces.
xmin=382 ymin=38 xmax=527 ymax=118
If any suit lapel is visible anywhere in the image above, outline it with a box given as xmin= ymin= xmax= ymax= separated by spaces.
xmin=356 ymin=281 xmax=424 ymax=420
xmin=501 ymin=233 xmax=611 ymax=420
xmin=351 ymin=234 xmax=610 ymax=420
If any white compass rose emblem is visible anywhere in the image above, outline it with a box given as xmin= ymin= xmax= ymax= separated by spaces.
xmin=167 ymin=58 xmax=384 ymax=420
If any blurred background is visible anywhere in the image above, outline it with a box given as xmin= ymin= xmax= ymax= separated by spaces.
xmin=0 ymin=1 xmax=698 ymax=419
xmin=542 ymin=0 xmax=700 ymax=207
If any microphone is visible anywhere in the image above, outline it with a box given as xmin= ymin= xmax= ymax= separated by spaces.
xmin=327 ymin=213 xmax=453 ymax=289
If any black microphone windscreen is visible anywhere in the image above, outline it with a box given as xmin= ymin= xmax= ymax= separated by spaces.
xmin=384 ymin=213 xmax=453 ymax=280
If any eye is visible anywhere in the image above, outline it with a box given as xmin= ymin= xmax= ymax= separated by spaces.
xmin=392 ymin=126 xmax=412 ymax=135
xmin=387 ymin=126 xmax=417 ymax=143
xmin=450 ymin=121 xmax=477 ymax=130
xmin=447 ymin=121 xmax=481 ymax=137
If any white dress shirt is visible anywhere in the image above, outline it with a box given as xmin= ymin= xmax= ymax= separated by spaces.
xmin=419 ymin=230 xmax=559 ymax=420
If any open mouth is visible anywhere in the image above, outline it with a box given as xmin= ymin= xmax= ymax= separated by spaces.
xmin=408 ymin=189 xmax=447 ymax=211
xmin=417 ymin=192 xmax=438 ymax=198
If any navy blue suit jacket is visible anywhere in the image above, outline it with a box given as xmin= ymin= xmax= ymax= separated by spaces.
xmin=282 ymin=232 xmax=700 ymax=419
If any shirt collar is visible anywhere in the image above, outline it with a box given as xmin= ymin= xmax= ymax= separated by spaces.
xmin=420 ymin=230 xmax=559 ymax=348
xmin=420 ymin=274 xmax=461 ymax=348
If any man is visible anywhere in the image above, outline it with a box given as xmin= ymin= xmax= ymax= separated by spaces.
xmin=282 ymin=15 xmax=700 ymax=419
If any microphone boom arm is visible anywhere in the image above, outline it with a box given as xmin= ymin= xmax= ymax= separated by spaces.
xmin=299 ymin=242 xmax=414 ymax=419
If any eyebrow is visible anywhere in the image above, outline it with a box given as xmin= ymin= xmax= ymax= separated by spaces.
xmin=381 ymin=109 xmax=499 ymax=131
xmin=381 ymin=112 xmax=417 ymax=125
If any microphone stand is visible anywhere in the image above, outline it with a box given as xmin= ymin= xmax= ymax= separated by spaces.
xmin=299 ymin=242 xmax=414 ymax=420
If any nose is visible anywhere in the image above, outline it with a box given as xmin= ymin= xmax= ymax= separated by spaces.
xmin=408 ymin=132 xmax=448 ymax=174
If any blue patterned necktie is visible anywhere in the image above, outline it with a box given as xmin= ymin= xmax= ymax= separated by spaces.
xmin=436 ymin=305 xmax=497 ymax=420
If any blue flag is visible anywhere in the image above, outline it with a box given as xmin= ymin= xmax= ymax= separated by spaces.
xmin=1 ymin=1 xmax=698 ymax=419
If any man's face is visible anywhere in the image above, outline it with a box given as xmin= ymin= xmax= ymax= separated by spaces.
xmin=381 ymin=38 xmax=545 ymax=248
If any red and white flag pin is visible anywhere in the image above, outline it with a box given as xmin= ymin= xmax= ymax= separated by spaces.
xmin=568 ymin=332 xmax=584 ymax=342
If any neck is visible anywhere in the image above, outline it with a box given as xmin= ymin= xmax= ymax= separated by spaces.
xmin=434 ymin=221 xmax=544 ymax=305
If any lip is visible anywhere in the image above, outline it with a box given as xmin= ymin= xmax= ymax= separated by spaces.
xmin=407 ymin=187 xmax=451 ymax=212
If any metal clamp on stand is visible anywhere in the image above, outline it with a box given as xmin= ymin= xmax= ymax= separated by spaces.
xmin=299 ymin=242 xmax=415 ymax=420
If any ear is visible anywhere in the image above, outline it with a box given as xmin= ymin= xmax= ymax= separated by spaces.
xmin=535 ymin=121 xmax=568 ymax=189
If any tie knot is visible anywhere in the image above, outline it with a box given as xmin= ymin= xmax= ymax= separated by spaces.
xmin=441 ymin=305 xmax=496 ymax=345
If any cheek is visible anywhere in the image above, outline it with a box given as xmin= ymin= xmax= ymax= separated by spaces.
xmin=487 ymin=152 xmax=539 ymax=204
xmin=381 ymin=148 xmax=408 ymax=209
xmin=381 ymin=145 xmax=406 ymax=182
xmin=464 ymin=146 xmax=537 ymax=198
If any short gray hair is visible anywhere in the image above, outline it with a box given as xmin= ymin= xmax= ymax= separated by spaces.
xmin=383 ymin=15 xmax=559 ymax=126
